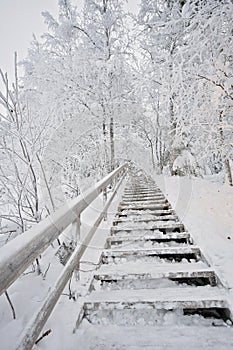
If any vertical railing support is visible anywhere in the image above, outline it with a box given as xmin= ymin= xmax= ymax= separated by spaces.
xmin=103 ymin=188 xmax=107 ymax=221
xmin=71 ymin=214 xmax=81 ymax=246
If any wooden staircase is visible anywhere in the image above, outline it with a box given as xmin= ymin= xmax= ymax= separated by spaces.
xmin=74 ymin=166 xmax=233 ymax=349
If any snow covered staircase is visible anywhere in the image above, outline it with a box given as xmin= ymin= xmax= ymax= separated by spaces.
xmin=75 ymin=167 xmax=233 ymax=349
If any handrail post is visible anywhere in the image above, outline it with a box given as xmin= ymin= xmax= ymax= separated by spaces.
xmin=71 ymin=214 xmax=81 ymax=246
xmin=103 ymin=188 xmax=107 ymax=221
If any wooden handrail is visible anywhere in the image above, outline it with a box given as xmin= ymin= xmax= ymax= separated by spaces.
xmin=16 ymin=166 xmax=127 ymax=350
xmin=0 ymin=163 xmax=128 ymax=296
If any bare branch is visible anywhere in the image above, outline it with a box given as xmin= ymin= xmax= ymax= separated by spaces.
xmin=5 ymin=291 xmax=16 ymax=319
xmin=197 ymin=74 xmax=233 ymax=100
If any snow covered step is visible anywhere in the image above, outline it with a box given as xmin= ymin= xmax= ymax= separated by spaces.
xmin=96 ymin=261 xmax=211 ymax=276
xmin=92 ymin=277 xmax=205 ymax=291
xmin=125 ymin=185 xmax=158 ymax=189
xmin=121 ymin=200 xmax=168 ymax=206
xmin=123 ymin=191 xmax=162 ymax=196
xmin=106 ymin=238 xmax=190 ymax=250
xmin=109 ymin=231 xmax=190 ymax=240
xmin=118 ymin=203 xmax=171 ymax=211
xmin=84 ymin=285 xmax=226 ymax=304
xmin=111 ymin=222 xmax=184 ymax=233
xmin=113 ymin=216 xmax=179 ymax=227
xmin=102 ymin=246 xmax=202 ymax=263
xmin=120 ymin=199 xmax=168 ymax=205
xmin=75 ymin=323 xmax=233 ymax=350
xmin=124 ymin=187 xmax=161 ymax=191
xmin=118 ymin=208 xmax=175 ymax=217
xmin=124 ymin=188 xmax=162 ymax=191
xmin=123 ymin=191 xmax=163 ymax=196
xmin=92 ymin=266 xmax=218 ymax=290
xmin=113 ymin=215 xmax=179 ymax=226
xmin=125 ymin=186 xmax=159 ymax=189
xmin=94 ymin=263 xmax=216 ymax=283
xmin=112 ymin=221 xmax=183 ymax=231
xmin=110 ymin=229 xmax=186 ymax=237
xmin=122 ymin=194 xmax=165 ymax=200
xmin=107 ymin=232 xmax=191 ymax=247
xmin=83 ymin=287 xmax=230 ymax=323
xmin=122 ymin=198 xmax=166 ymax=203
xmin=107 ymin=242 xmax=191 ymax=251
xmin=124 ymin=188 xmax=161 ymax=193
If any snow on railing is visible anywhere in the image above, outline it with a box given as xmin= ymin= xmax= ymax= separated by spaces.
xmin=0 ymin=163 xmax=128 ymax=350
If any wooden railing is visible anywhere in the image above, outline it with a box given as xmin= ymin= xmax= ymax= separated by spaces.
xmin=0 ymin=163 xmax=128 ymax=350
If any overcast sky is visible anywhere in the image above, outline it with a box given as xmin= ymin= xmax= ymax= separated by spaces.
xmin=0 ymin=0 xmax=139 ymax=80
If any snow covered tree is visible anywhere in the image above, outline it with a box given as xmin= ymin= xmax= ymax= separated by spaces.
xmin=172 ymin=0 xmax=233 ymax=184
xmin=0 ymin=54 xmax=54 ymax=240
xmin=20 ymin=0 xmax=140 ymax=208
xmin=136 ymin=0 xmax=232 ymax=183
xmin=136 ymin=0 xmax=188 ymax=173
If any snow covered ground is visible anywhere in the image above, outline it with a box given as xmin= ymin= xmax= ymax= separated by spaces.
xmin=0 ymin=174 xmax=233 ymax=349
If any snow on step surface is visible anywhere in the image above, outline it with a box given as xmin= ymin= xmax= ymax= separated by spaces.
xmin=107 ymin=232 xmax=190 ymax=247
xmin=113 ymin=215 xmax=179 ymax=224
xmin=118 ymin=209 xmax=175 ymax=216
xmin=103 ymin=246 xmax=201 ymax=257
xmin=119 ymin=203 xmax=170 ymax=210
xmin=113 ymin=221 xmax=182 ymax=230
xmin=111 ymin=222 xmax=184 ymax=232
xmin=95 ymin=262 xmax=214 ymax=279
xmin=122 ymin=195 xmax=165 ymax=200
xmin=75 ymin=323 xmax=233 ymax=350
xmin=108 ymin=232 xmax=190 ymax=240
xmin=84 ymin=286 xmax=226 ymax=308
xmin=121 ymin=199 xmax=168 ymax=205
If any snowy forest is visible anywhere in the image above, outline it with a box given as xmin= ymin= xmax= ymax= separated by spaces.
xmin=0 ymin=0 xmax=232 ymax=239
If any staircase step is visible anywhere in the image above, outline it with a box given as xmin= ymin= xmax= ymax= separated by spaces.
xmin=118 ymin=209 xmax=175 ymax=217
xmin=102 ymin=246 xmax=202 ymax=263
xmin=121 ymin=200 xmax=168 ymax=206
xmin=122 ymin=195 xmax=165 ymax=200
xmin=113 ymin=215 xmax=179 ymax=225
xmin=123 ymin=192 xmax=162 ymax=196
xmin=107 ymin=232 xmax=191 ymax=247
xmin=125 ymin=186 xmax=158 ymax=190
xmin=118 ymin=203 xmax=171 ymax=210
xmin=114 ymin=220 xmax=181 ymax=229
xmin=93 ymin=266 xmax=217 ymax=289
xmin=75 ymin=323 xmax=233 ymax=350
xmin=96 ymin=261 xmax=210 ymax=276
xmin=125 ymin=189 xmax=158 ymax=191
xmin=86 ymin=285 xmax=224 ymax=301
xmin=94 ymin=264 xmax=216 ymax=281
xmin=111 ymin=222 xmax=184 ymax=233
xmin=83 ymin=287 xmax=228 ymax=318
xmin=123 ymin=192 xmax=164 ymax=196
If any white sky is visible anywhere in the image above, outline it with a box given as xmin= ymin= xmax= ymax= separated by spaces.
xmin=0 ymin=0 xmax=139 ymax=80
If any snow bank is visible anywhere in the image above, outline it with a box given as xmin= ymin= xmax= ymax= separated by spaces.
xmin=155 ymin=175 xmax=233 ymax=289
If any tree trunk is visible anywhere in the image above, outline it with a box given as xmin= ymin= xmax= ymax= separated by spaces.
xmin=149 ymin=139 xmax=156 ymax=170
xmin=168 ymin=94 xmax=177 ymax=174
xmin=219 ymin=111 xmax=233 ymax=186
xmin=103 ymin=118 xmax=109 ymax=173
xmin=168 ymin=47 xmax=176 ymax=174
xmin=110 ymin=116 xmax=115 ymax=171
xmin=224 ymin=158 xmax=233 ymax=186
